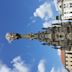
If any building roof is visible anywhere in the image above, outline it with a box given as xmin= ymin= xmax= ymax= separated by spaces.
xmin=59 ymin=49 xmax=65 ymax=65
xmin=60 ymin=49 xmax=65 ymax=64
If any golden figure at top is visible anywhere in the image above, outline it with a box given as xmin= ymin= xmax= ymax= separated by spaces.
xmin=5 ymin=33 xmax=21 ymax=43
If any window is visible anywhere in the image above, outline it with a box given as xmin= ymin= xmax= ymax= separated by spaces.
xmin=71 ymin=57 xmax=72 ymax=58
xmin=64 ymin=4 xmax=66 ymax=8
xmin=60 ymin=5 xmax=61 ymax=8
xmin=71 ymin=65 xmax=72 ymax=66
xmin=66 ymin=64 xmax=68 ymax=66
xmin=70 ymin=61 xmax=72 ymax=62
xmin=60 ymin=4 xmax=66 ymax=8
xmin=65 ymin=56 xmax=68 ymax=58
xmin=70 ymin=3 xmax=72 ymax=7
xmin=66 ymin=60 xmax=68 ymax=62
xmin=64 ymin=12 xmax=67 ymax=14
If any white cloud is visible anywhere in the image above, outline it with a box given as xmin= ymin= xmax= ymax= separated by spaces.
xmin=37 ymin=60 xmax=46 ymax=72
xmin=53 ymin=0 xmax=58 ymax=11
xmin=0 ymin=57 xmax=68 ymax=72
xmin=50 ymin=67 xmax=68 ymax=72
xmin=0 ymin=63 xmax=11 ymax=72
xmin=57 ymin=49 xmax=61 ymax=57
xmin=59 ymin=67 xmax=68 ymax=72
xmin=32 ymin=20 xmax=36 ymax=23
xmin=33 ymin=2 xmax=53 ymax=20
xmin=61 ymin=67 xmax=68 ymax=72
xmin=43 ymin=21 xmax=52 ymax=28
xmin=12 ymin=56 xmax=30 ymax=72
xmin=0 ymin=56 xmax=30 ymax=72
xmin=50 ymin=67 xmax=55 ymax=72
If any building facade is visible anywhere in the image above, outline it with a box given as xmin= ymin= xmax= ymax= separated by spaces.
xmin=65 ymin=50 xmax=72 ymax=72
xmin=57 ymin=0 xmax=72 ymax=20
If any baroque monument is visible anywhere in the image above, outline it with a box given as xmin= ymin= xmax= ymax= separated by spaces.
xmin=5 ymin=0 xmax=72 ymax=72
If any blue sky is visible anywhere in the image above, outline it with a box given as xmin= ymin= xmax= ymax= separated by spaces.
xmin=0 ymin=0 xmax=68 ymax=72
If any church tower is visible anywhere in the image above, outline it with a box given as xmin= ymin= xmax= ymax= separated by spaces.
xmin=5 ymin=0 xmax=72 ymax=72
xmin=5 ymin=21 xmax=72 ymax=51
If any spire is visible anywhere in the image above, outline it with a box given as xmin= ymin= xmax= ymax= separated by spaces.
xmin=5 ymin=31 xmax=52 ymax=43
xmin=5 ymin=21 xmax=72 ymax=50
